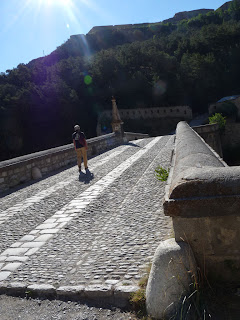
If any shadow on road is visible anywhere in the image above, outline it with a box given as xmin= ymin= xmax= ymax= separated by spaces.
xmin=125 ymin=142 xmax=142 ymax=148
xmin=79 ymin=170 xmax=94 ymax=184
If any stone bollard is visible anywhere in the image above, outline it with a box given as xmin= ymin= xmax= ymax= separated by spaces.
xmin=146 ymin=238 xmax=197 ymax=320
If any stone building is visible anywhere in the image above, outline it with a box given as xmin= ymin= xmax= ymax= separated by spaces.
xmin=209 ymin=95 xmax=240 ymax=118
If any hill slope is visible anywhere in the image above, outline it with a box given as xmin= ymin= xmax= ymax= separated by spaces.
xmin=1 ymin=1 xmax=240 ymax=161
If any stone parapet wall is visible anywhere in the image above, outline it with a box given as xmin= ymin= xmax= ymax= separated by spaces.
xmin=222 ymin=121 xmax=240 ymax=149
xmin=0 ymin=133 xmax=123 ymax=194
xmin=193 ymin=123 xmax=223 ymax=157
xmin=97 ymin=106 xmax=192 ymax=136
xmin=164 ymin=121 xmax=240 ymax=283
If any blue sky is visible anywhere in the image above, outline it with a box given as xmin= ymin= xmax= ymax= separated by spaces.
xmin=0 ymin=0 xmax=227 ymax=73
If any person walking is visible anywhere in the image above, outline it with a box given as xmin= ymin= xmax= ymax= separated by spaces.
xmin=72 ymin=125 xmax=88 ymax=173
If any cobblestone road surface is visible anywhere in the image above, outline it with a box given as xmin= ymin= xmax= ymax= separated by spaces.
xmin=0 ymin=136 xmax=174 ymax=306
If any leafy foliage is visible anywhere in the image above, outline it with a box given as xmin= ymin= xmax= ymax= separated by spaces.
xmin=209 ymin=113 xmax=226 ymax=129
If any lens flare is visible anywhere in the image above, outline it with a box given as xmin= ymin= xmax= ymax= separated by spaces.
xmin=153 ymin=80 xmax=167 ymax=96
xmin=84 ymin=75 xmax=92 ymax=85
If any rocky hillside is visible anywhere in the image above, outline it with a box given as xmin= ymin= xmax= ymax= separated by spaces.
xmin=28 ymin=1 xmax=232 ymax=69
xmin=162 ymin=9 xmax=214 ymax=24
xmin=219 ymin=0 xmax=237 ymax=11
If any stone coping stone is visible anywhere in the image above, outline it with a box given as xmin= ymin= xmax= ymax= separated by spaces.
xmin=192 ymin=122 xmax=219 ymax=133
xmin=173 ymin=122 xmax=225 ymax=172
xmin=0 ymin=282 xmax=139 ymax=308
xmin=169 ymin=167 xmax=240 ymax=199
xmin=164 ymin=121 xmax=239 ymax=218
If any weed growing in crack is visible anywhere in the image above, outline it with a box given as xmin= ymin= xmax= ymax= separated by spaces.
xmin=155 ymin=166 xmax=169 ymax=182
xmin=130 ymin=263 xmax=152 ymax=319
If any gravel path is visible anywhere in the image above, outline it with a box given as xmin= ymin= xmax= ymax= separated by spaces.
xmin=0 ymin=136 xmax=174 ymax=311
xmin=0 ymin=294 xmax=138 ymax=320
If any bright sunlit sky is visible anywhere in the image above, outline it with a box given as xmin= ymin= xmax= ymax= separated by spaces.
xmin=0 ymin=0 xmax=227 ymax=73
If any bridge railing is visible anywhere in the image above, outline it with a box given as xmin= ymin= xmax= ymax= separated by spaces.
xmin=164 ymin=121 xmax=240 ymax=283
xmin=0 ymin=132 xmax=123 ymax=193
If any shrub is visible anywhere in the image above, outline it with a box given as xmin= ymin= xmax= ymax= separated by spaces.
xmin=208 ymin=113 xmax=226 ymax=130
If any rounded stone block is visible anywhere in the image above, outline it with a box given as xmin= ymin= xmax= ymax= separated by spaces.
xmin=146 ymin=238 xmax=197 ymax=320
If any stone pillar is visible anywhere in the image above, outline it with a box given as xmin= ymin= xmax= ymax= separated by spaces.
xmin=111 ymin=97 xmax=124 ymax=136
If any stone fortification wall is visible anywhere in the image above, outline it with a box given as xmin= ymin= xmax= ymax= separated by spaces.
xmin=99 ymin=106 xmax=192 ymax=121
xmin=97 ymin=106 xmax=192 ymax=136
xmin=164 ymin=121 xmax=240 ymax=283
xmin=0 ymin=133 xmax=123 ymax=194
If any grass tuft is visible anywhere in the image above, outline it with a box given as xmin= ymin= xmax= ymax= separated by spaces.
xmin=129 ymin=263 xmax=152 ymax=319
xmin=155 ymin=166 xmax=169 ymax=181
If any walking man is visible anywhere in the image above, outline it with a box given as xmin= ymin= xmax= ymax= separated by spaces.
xmin=72 ymin=125 xmax=88 ymax=173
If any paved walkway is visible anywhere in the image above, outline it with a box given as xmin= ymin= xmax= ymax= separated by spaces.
xmin=0 ymin=136 xmax=174 ymax=306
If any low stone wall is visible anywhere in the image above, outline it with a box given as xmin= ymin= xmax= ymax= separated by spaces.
xmin=0 ymin=133 xmax=123 ymax=194
xmin=164 ymin=121 xmax=240 ymax=283
xmin=193 ymin=123 xmax=223 ymax=157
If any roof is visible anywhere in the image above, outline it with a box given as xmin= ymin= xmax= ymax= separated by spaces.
xmin=217 ymin=95 xmax=240 ymax=103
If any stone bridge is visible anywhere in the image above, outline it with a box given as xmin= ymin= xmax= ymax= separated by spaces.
xmin=0 ymin=122 xmax=239 ymax=315
xmin=0 ymin=133 xmax=173 ymax=307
